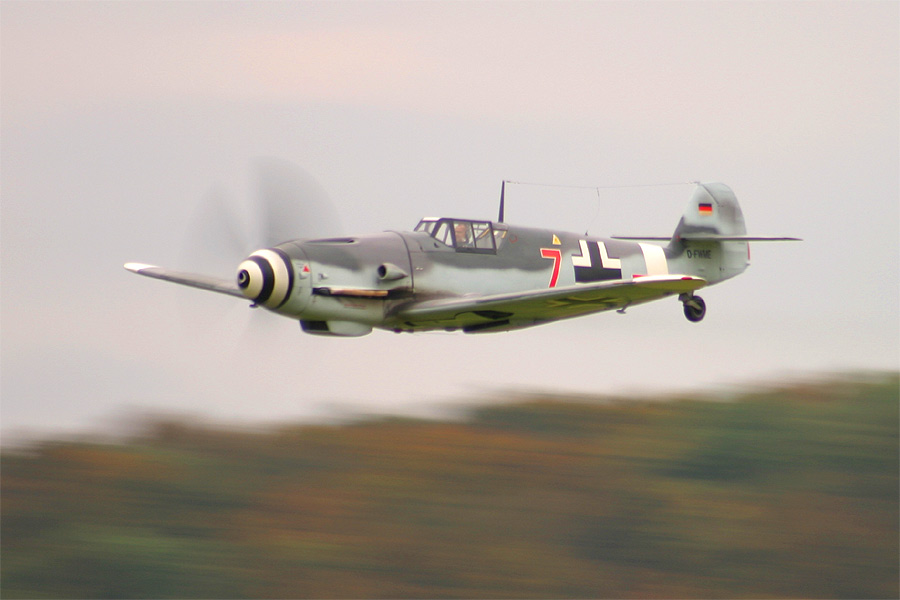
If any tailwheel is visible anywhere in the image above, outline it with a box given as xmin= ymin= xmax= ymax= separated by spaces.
xmin=681 ymin=294 xmax=706 ymax=322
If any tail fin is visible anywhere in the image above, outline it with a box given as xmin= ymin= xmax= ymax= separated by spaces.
xmin=672 ymin=182 xmax=747 ymax=240
xmin=670 ymin=183 xmax=750 ymax=283
xmin=613 ymin=182 xmax=800 ymax=285
xmin=612 ymin=183 xmax=753 ymax=242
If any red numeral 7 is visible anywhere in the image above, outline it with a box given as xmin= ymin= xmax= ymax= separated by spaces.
xmin=540 ymin=248 xmax=561 ymax=288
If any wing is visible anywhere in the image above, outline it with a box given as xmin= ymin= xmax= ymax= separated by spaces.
xmin=391 ymin=274 xmax=706 ymax=333
xmin=124 ymin=263 xmax=243 ymax=298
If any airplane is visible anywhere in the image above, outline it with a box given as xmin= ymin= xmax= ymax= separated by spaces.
xmin=125 ymin=180 xmax=799 ymax=336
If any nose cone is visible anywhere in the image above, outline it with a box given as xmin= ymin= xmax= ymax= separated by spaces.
xmin=236 ymin=248 xmax=295 ymax=309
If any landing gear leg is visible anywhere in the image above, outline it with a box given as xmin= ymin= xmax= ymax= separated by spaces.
xmin=680 ymin=294 xmax=706 ymax=323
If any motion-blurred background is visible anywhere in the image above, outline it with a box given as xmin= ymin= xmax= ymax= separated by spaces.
xmin=2 ymin=2 xmax=898 ymax=597
xmin=3 ymin=375 xmax=898 ymax=597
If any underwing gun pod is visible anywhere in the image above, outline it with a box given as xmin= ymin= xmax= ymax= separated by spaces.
xmin=126 ymin=181 xmax=799 ymax=336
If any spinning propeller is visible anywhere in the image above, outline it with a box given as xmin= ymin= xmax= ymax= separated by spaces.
xmin=124 ymin=158 xmax=344 ymax=340
xmin=176 ymin=157 xmax=342 ymax=297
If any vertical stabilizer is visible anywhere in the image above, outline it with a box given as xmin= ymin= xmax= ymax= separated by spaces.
xmin=672 ymin=182 xmax=747 ymax=240
xmin=669 ymin=183 xmax=749 ymax=283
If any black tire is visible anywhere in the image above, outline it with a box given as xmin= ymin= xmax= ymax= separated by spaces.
xmin=683 ymin=295 xmax=706 ymax=322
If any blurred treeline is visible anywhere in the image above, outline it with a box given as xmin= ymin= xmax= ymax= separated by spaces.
xmin=2 ymin=373 xmax=897 ymax=599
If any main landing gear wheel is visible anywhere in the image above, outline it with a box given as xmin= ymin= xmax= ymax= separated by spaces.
xmin=681 ymin=295 xmax=706 ymax=322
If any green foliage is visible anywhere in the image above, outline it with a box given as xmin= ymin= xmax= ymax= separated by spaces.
xmin=2 ymin=373 xmax=897 ymax=598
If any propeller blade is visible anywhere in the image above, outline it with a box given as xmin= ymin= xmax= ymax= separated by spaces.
xmin=180 ymin=185 xmax=250 ymax=276
xmin=255 ymin=157 xmax=343 ymax=246
xmin=174 ymin=158 xmax=345 ymax=345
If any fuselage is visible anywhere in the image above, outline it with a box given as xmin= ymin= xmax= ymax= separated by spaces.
xmin=236 ymin=216 xmax=746 ymax=336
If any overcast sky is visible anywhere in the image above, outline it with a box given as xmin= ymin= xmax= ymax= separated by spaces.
xmin=2 ymin=1 xmax=898 ymax=442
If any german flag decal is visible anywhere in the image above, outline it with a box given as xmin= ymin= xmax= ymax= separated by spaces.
xmin=698 ymin=202 xmax=713 ymax=215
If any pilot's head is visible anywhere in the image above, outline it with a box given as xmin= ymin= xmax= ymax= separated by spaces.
xmin=454 ymin=222 xmax=468 ymax=242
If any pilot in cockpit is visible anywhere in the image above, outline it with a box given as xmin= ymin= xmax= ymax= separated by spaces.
xmin=454 ymin=222 xmax=472 ymax=247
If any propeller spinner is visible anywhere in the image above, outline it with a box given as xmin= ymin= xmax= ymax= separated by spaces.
xmin=236 ymin=248 xmax=296 ymax=309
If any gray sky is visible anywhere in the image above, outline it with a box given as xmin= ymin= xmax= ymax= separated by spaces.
xmin=2 ymin=1 xmax=898 ymax=442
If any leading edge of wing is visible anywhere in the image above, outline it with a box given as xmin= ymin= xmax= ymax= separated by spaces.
xmin=394 ymin=275 xmax=707 ymax=322
xmin=124 ymin=263 xmax=244 ymax=298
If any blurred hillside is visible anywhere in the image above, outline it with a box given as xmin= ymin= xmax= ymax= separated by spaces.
xmin=2 ymin=373 xmax=897 ymax=599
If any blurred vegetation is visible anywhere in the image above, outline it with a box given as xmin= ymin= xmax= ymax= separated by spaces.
xmin=2 ymin=372 xmax=897 ymax=599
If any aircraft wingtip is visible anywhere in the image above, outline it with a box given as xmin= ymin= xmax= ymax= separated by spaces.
xmin=124 ymin=262 xmax=156 ymax=273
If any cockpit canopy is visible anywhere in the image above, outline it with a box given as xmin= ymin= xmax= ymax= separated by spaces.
xmin=414 ymin=218 xmax=507 ymax=253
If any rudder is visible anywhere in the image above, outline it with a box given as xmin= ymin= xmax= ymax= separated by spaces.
xmin=670 ymin=183 xmax=749 ymax=283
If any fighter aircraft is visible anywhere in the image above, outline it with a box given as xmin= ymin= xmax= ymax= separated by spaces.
xmin=126 ymin=177 xmax=799 ymax=336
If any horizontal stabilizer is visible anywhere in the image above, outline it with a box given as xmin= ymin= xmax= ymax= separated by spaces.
xmin=678 ymin=233 xmax=802 ymax=242
xmin=124 ymin=263 xmax=243 ymax=298
xmin=613 ymin=234 xmax=802 ymax=242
